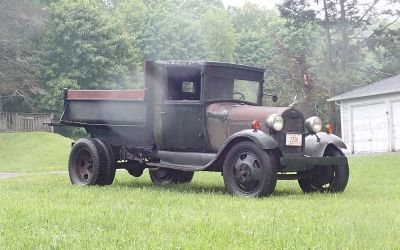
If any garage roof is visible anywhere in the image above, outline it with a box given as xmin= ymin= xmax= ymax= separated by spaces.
xmin=328 ymin=74 xmax=400 ymax=101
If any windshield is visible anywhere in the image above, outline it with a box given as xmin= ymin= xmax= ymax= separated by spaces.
xmin=204 ymin=76 xmax=261 ymax=104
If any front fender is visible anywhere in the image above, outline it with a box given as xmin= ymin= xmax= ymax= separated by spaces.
xmin=224 ymin=129 xmax=279 ymax=150
xmin=204 ymin=129 xmax=278 ymax=171
xmin=305 ymin=132 xmax=347 ymax=157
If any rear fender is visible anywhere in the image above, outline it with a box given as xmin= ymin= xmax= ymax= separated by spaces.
xmin=305 ymin=132 xmax=346 ymax=157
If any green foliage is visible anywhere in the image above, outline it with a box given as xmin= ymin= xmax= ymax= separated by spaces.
xmin=275 ymin=0 xmax=400 ymax=122
xmin=2 ymin=0 xmax=399 ymax=125
xmin=367 ymin=21 xmax=400 ymax=75
xmin=38 ymin=0 xmax=138 ymax=114
xmin=199 ymin=7 xmax=236 ymax=62
xmin=230 ymin=3 xmax=327 ymax=118
xmin=0 ymin=0 xmax=45 ymax=112
xmin=114 ymin=0 xmax=234 ymax=62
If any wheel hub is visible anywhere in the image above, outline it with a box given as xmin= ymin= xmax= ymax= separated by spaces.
xmin=232 ymin=151 xmax=264 ymax=193
xmin=239 ymin=164 xmax=251 ymax=177
xmin=238 ymin=164 xmax=252 ymax=181
xmin=75 ymin=149 xmax=93 ymax=181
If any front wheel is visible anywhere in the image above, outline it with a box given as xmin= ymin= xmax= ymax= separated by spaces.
xmin=298 ymin=146 xmax=349 ymax=193
xmin=223 ymin=141 xmax=277 ymax=197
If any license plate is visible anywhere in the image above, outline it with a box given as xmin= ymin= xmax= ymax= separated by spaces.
xmin=286 ymin=133 xmax=302 ymax=146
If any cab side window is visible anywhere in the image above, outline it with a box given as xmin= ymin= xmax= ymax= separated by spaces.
xmin=165 ymin=67 xmax=201 ymax=101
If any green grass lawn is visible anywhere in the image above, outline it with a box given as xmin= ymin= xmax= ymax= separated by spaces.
xmin=0 ymin=132 xmax=72 ymax=172
xmin=0 ymin=133 xmax=399 ymax=249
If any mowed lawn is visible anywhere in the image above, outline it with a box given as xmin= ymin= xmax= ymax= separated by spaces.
xmin=0 ymin=132 xmax=72 ymax=172
xmin=0 ymin=133 xmax=399 ymax=249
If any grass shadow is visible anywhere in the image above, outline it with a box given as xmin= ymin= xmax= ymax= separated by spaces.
xmin=113 ymin=178 xmax=227 ymax=196
xmin=48 ymin=170 xmax=340 ymax=199
xmin=112 ymin=175 xmax=314 ymax=198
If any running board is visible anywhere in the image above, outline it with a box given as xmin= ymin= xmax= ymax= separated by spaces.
xmin=146 ymin=162 xmax=207 ymax=172
xmin=147 ymin=151 xmax=216 ymax=171
xmin=157 ymin=151 xmax=216 ymax=166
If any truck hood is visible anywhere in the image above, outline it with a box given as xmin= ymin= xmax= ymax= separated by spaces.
xmin=206 ymin=102 xmax=290 ymax=134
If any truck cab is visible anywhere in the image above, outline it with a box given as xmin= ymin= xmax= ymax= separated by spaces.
xmin=152 ymin=61 xmax=263 ymax=151
xmin=58 ymin=60 xmax=349 ymax=197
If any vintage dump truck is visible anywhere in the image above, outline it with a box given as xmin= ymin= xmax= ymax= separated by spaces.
xmin=55 ymin=61 xmax=349 ymax=197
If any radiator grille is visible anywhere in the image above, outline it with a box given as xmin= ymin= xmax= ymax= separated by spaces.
xmin=272 ymin=109 xmax=304 ymax=155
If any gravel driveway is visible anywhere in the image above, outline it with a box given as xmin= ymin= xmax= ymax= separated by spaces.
xmin=0 ymin=172 xmax=21 ymax=180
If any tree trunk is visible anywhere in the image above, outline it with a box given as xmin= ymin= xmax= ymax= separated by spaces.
xmin=0 ymin=95 xmax=3 ymax=113
xmin=322 ymin=0 xmax=333 ymax=71
xmin=340 ymin=0 xmax=348 ymax=72
xmin=297 ymin=52 xmax=313 ymax=115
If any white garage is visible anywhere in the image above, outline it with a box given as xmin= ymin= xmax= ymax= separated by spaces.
xmin=328 ymin=74 xmax=400 ymax=154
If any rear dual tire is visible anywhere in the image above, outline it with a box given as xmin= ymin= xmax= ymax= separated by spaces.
xmin=68 ymin=138 xmax=116 ymax=186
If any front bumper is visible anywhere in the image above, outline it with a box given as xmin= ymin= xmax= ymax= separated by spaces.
xmin=280 ymin=156 xmax=348 ymax=172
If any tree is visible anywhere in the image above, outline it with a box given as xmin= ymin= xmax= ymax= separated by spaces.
xmin=0 ymin=0 xmax=44 ymax=112
xmin=231 ymin=3 xmax=325 ymax=117
xmin=199 ymin=7 xmax=236 ymax=62
xmin=39 ymin=0 xmax=138 ymax=114
xmin=114 ymin=0 xmax=234 ymax=65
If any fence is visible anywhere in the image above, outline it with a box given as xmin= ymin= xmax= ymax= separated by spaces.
xmin=0 ymin=113 xmax=53 ymax=132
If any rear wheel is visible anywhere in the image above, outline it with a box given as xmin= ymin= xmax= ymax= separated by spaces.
xmin=149 ymin=168 xmax=194 ymax=186
xmin=223 ymin=141 xmax=277 ymax=197
xmin=68 ymin=138 xmax=104 ymax=185
xmin=298 ymin=146 xmax=349 ymax=193
xmin=93 ymin=138 xmax=116 ymax=185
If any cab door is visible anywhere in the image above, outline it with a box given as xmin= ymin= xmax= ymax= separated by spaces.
xmin=160 ymin=66 xmax=205 ymax=151
xmin=161 ymin=102 xmax=204 ymax=150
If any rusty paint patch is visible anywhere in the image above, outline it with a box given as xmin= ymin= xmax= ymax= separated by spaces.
xmin=67 ymin=89 xmax=146 ymax=101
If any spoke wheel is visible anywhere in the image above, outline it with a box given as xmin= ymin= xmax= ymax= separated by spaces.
xmin=223 ymin=141 xmax=277 ymax=197
xmin=298 ymin=146 xmax=349 ymax=193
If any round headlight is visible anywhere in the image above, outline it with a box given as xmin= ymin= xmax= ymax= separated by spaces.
xmin=266 ymin=114 xmax=284 ymax=131
xmin=305 ymin=116 xmax=322 ymax=133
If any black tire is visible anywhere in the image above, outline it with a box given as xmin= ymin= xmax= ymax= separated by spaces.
xmin=298 ymin=146 xmax=349 ymax=193
xmin=68 ymin=138 xmax=107 ymax=185
xmin=127 ymin=164 xmax=145 ymax=177
xmin=177 ymin=171 xmax=194 ymax=183
xmin=222 ymin=141 xmax=277 ymax=197
xmin=93 ymin=138 xmax=116 ymax=185
xmin=149 ymin=168 xmax=194 ymax=186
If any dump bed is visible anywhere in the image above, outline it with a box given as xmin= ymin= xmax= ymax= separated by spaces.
xmin=61 ymin=89 xmax=147 ymax=126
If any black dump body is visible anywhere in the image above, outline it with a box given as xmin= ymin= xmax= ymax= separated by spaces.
xmin=60 ymin=88 xmax=153 ymax=147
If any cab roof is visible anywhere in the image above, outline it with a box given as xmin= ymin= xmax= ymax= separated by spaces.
xmin=153 ymin=60 xmax=264 ymax=73
xmin=152 ymin=60 xmax=265 ymax=82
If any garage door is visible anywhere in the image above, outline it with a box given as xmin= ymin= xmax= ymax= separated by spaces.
xmin=352 ymin=103 xmax=388 ymax=153
xmin=392 ymin=101 xmax=400 ymax=151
